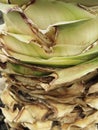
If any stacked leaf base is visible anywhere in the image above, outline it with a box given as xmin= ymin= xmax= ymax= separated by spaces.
xmin=0 ymin=0 xmax=98 ymax=130
xmin=1 ymin=72 xmax=98 ymax=130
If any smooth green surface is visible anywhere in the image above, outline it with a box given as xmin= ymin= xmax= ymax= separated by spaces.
xmin=61 ymin=0 xmax=98 ymax=6
xmin=24 ymin=0 xmax=94 ymax=29
xmin=49 ymin=57 xmax=98 ymax=90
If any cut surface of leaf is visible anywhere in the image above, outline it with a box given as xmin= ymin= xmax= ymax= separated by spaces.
xmin=53 ymin=17 xmax=98 ymax=56
xmin=24 ymin=0 xmax=94 ymax=29
xmin=62 ymin=0 xmax=98 ymax=6
xmin=0 ymin=3 xmax=20 ymax=14
xmin=9 ymin=0 xmax=31 ymax=6
xmin=3 ymin=11 xmax=33 ymax=35
xmin=47 ymin=57 xmax=98 ymax=90
xmin=3 ymin=44 xmax=98 ymax=67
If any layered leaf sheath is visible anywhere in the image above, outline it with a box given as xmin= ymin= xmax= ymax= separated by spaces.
xmin=0 ymin=0 xmax=98 ymax=130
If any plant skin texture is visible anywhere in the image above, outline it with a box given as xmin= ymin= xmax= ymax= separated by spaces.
xmin=0 ymin=0 xmax=98 ymax=130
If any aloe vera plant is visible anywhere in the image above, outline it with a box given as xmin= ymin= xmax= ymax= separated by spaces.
xmin=0 ymin=0 xmax=98 ymax=130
